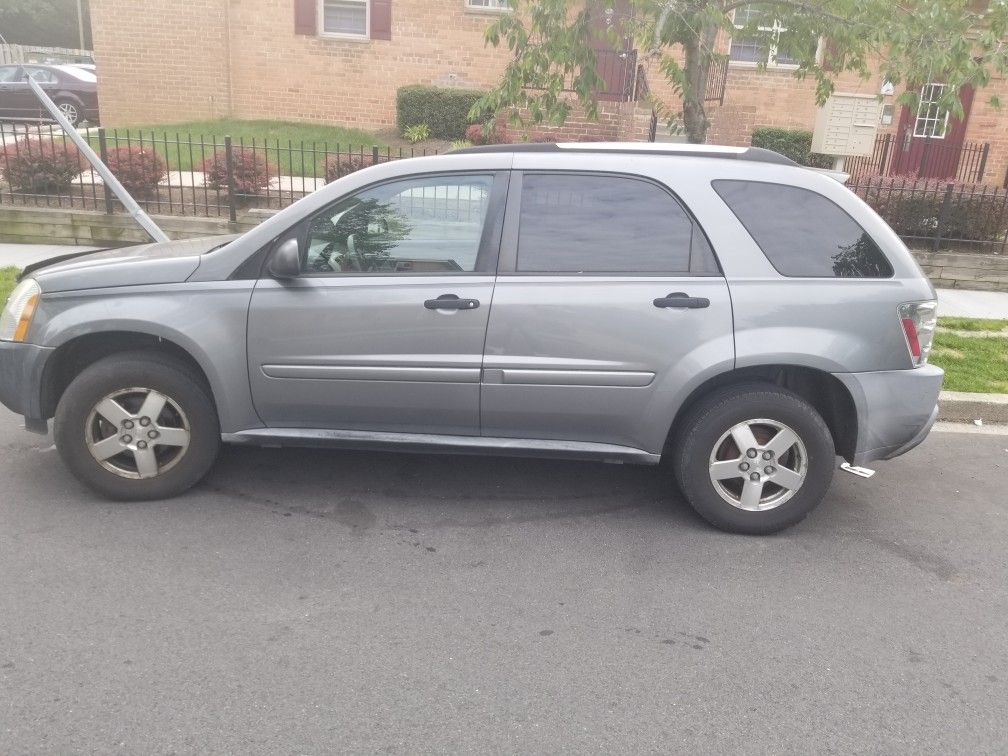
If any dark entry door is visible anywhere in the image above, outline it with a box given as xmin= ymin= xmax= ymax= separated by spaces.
xmin=890 ymin=83 xmax=975 ymax=179
xmin=588 ymin=0 xmax=635 ymax=101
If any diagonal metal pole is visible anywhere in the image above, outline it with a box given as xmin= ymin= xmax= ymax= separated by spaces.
xmin=27 ymin=76 xmax=169 ymax=243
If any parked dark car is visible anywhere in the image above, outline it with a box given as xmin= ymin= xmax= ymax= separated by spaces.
xmin=0 ymin=63 xmax=99 ymax=126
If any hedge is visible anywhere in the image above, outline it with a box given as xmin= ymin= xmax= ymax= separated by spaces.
xmin=750 ymin=127 xmax=833 ymax=169
xmin=396 ymin=85 xmax=487 ymax=141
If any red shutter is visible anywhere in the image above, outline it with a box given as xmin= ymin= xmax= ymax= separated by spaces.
xmin=371 ymin=0 xmax=392 ymax=40
xmin=294 ymin=0 xmax=317 ymax=35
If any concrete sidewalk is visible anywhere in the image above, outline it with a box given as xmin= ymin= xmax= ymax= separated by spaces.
xmin=0 ymin=243 xmax=99 ymax=269
xmin=935 ymin=288 xmax=1008 ymax=319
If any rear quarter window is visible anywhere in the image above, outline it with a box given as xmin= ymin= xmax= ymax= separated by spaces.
xmin=712 ymin=180 xmax=893 ymax=278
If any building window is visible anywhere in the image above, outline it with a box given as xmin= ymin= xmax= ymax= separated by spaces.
xmin=465 ymin=0 xmax=510 ymax=11
xmin=321 ymin=0 xmax=368 ymax=38
xmin=729 ymin=4 xmax=799 ymax=67
xmin=914 ymin=83 xmax=950 ymax=139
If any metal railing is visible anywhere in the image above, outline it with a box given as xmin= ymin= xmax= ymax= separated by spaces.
xmin=850 ymin=177 xmax=1008 ymax=254
xmin=0 ymin=123 xmax=440 ymax=220
xmin=845 ymin=131 xmax=990 ymax=184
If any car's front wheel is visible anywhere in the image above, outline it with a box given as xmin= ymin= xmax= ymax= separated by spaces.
xmin=672 ymin=383 xmax=836 ymax=534
xmin=54 ymin=351 xmax=220 ymax=500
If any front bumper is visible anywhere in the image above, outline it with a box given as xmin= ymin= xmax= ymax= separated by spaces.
xmin=0 ymin=340 xmax=53 ymax=433
xmin=833 ymin=364 xmax=944 ymax=465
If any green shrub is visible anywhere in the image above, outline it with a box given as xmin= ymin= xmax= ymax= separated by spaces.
xmin=1 ymin=138 xmax=82 ymax=193
xmin=750 ymin=127 xmax=833 ymax=168
xmin=396 ymin=85 xmax=487 ymax=140
xmin=403 ymin=124 xmax=431 ymax=144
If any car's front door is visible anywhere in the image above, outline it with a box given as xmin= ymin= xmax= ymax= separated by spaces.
xmin=247 ymin=171 xmax=507 ymax=436
xmin=481 ymin=171 xmax=735 ymax=454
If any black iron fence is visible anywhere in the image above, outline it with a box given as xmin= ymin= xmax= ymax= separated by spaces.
xmin=849 ymin=177 xmax=1008 ymax=254
xmin=3 ymin=123 xmax=1008 ymax=255
xmin=845 ymin=130 xmax=990 ymax=184
xmin=0 ymin=123 xmax=440 ymax=220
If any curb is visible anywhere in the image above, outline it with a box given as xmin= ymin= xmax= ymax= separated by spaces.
xmin=938 ymin=391 xmax=1008 ymax=424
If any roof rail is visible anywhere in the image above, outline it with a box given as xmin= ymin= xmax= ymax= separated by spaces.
xmin=451 ymin=142 xmax=798 ymax=167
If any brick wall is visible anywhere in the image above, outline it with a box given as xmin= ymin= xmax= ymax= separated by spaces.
xmin=89 ymin=0 xmax=232 ymax=123
xmin=90 ymin=0 xmax=1008 ymax=184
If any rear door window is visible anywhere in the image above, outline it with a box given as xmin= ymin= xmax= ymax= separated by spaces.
xmin=712 ymin=180 xmax=893 ymax=278
xmin=516 ymin=173 xmax=719 ymax=275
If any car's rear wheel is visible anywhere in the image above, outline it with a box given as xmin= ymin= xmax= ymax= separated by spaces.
xmin=54 ymin=351 xmax=220 ymax=500
xmin=672 ymin=383 xmax=836 ymax=534
xmin=54 ymin=99 xmax=81 ymax=126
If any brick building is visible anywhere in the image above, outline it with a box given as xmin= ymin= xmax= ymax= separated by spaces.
xmin=89 ymin=0 xmax=1008 ymax=184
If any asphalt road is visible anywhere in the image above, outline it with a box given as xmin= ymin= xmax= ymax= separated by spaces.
xmin=1 ymin=407 xmax=1006 ymax=754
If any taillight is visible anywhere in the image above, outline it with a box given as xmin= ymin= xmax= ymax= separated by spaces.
xmin=898 ymin=301 xmax=937 ymax=367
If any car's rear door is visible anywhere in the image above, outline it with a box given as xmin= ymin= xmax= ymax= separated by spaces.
xmin=247 ymin=171 xmax=508 ymax=436
xmin=480 ymin=170 xmax=734 ymax=454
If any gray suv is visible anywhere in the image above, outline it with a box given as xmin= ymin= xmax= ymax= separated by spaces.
xmin=0 ymin=143 xmax=942 ymax=534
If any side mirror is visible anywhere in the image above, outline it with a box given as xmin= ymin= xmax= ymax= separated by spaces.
xmin=267 ymin=237 xmax=301 ymax=279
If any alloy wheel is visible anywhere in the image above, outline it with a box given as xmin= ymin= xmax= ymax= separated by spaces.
xmin=84 ymin=387 xmax=191 ymax=479
xmin=708 ymin=418 xmax=808 ymax=511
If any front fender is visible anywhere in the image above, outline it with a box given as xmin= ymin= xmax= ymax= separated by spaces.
xmin=30 ymin=281 xmax=261 ymax=433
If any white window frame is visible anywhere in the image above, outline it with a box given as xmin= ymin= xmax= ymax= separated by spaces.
xmin=728 ymin=5 xmax=799 ymax=69
xmin=465 ymin=0 xmax=511 ymax=13
xmin=319 ymin=0 xmax=370 ymax=40
xmin=913 ymin=83 xmax=950 ymax=139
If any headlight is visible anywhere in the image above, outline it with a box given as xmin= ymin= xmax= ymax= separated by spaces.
xmin=0 ymin=278 xmax=41 ymax=342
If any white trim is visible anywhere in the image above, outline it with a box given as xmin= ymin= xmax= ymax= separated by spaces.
xmin=318 ymin=0 xmax=370 ymax=40
xmin=464 ymin=0 xmax=511 ymax=12
xmin=913 ymin=83 xmax=950 ymax=140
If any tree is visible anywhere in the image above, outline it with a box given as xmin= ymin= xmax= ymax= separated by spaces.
xmin=0 ymin=0 xmax=92 ymax=49
xmin=472 ymin=0 xmax=1008 ymax=144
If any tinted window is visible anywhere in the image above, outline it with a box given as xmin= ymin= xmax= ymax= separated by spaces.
xmin=303 ymin=174 xmax=493 ymax=274
xmin=0 ymin=66 xmax=20 ymax=83
xmin=713 ymin=180 xmax=893 ymax=278
xmin=517 ymin=174 xmax=715 ymax=274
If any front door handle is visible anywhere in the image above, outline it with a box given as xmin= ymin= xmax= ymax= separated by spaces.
xmin=424 ymin=294 xmax=480 ymax=311
xmin=653 ymin=292 xmax=711 ymax=309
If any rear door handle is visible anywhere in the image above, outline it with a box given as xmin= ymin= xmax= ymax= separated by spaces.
xmin=424 ymin=294 xmax=480 ymax=311
xmin=653 ymin=292 xmax=710 ymax=309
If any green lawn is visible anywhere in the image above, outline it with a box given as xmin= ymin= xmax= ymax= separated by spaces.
xmin=1 ymin=267 xmax=18 ymax=306
xmin=86 ymin=119 xmax=391 ymax=174
xmin=931 ymin=318 xmax=1008 ymax=393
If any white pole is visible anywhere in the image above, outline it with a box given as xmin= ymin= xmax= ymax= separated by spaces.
xmin=27 ymin=76 xmax=169 ymax=243
xmin=76 ymin=0 xmax=86 ymax=51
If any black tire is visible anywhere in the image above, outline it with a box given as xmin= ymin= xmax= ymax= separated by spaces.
xmin=54 ymin=351 xmax=220 ymax=501
xmin=671 ymin=383 xmax=836 ymax=535
xmin=54 ymin=99 xmax=82 ymax=126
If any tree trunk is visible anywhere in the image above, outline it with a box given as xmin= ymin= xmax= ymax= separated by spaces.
xmin=682 ymin=21 xmax=718 ymax=143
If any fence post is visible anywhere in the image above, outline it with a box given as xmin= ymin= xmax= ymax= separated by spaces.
xmin=919 ymin=136 xmax=932 ymax=179
xmin=977 ymin=143 xmax=990 ymax=184
xmin=97 ymin=127 xmax=114 ymax=214
xmin=878 ymin=133 xmax=891 ymax=175
xmin=372 ymin=145 xmax=380 ymax=165
xmin=932 ymin=182 xmax=954 ymax=253
xmin=224 ymin=135 xmax=237 ymax=224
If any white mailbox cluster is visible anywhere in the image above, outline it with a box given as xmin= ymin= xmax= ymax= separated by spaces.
xmin=811 ymin=93 xmax=881 ymax=158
